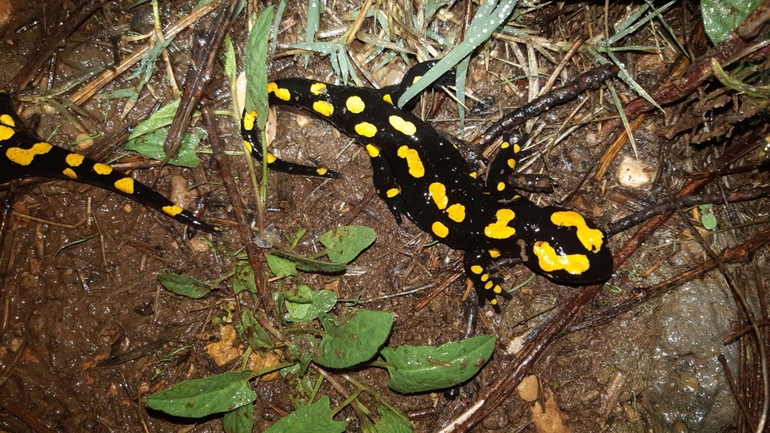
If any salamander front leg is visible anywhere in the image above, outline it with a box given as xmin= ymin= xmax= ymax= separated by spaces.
xmin=463 ymin=250 xmax=512 ymax=310
xmin=241 ymin=110 xmax=340 ymax=179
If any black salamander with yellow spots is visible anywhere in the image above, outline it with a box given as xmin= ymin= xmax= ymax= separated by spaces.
xmin=242 ymin=64 xmax=613 ymax=308
xmin=0 ymin=91 xmax=218 ymax=234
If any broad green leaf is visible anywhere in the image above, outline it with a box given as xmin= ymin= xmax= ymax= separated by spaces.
xmin=128 ymin=100 xmax=181 ymax=139
xmin=264 ymin=396 xmax=345 ymax=433
xmin=319 ymin=226 xmax=376 ymax=264
xmin=125 ymin=126 xmax=205 ymax=167
xmin=270 ymin=250 xmax=347 ymax=274
xmin=315 ymin=311 xmax=393 ymax=368
xmin=223 ymin=35 xmax=237 ymax=85
xmin=284 ymin=288 xmax=337 ymax=323
xmin=157 ymin=272 xmax=211 ymax=299
xmin=702 ymin=0 xmax=761 ymax=45
xmin=267 ymin=253 xmax=298 ymax=278
xmin=233 ymin=261 xmax=257 ymax=295
xmin=236 ymin=310 xmax=275 ymax=351
xmin=224 ymin=403 xmax=254 ymax=433
xmin=373 ymin=406 xmax=413 ymax=433
xmin=146 ymin=370 xmax=255 ymax=418
xmin=245 ymin=5 xmax=272 ymax=123
xmin=381 ymin=335 xmax=496 ymax=393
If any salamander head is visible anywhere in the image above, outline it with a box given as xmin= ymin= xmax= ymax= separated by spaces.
xmin=522 ymin=207 xmax=613 ymax=285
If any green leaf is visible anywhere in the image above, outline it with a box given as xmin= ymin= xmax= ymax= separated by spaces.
xmin=146 ymin=370 xmax=255 ymax=418
xmin=284 ymin=288 xmax=337 ymax=323
xmin=223 ymin=35 xmax=237 ymax=85
xmin=381 ymin=335 xmax=496 ymax=393
xmin=701 ymin=0 xmax=762 ymax=45
xmin=699 ymin=204 xmax=718 ymax=230
xmin=264 ymin=396 xmax=345 ymax=433
xmin=157 ymin=272 xmax=211 ymax=299
xmin=267 ymin=253 xmax=298 ymax=278
xmin=373 ymin=406 xmax=413 ymax=433
xmin=236 ymin=310 xmax=275 ymax=351
xmin=125 ymin=126 xmax=205 ymax=167
xmin=128 ymin=100 xmax=181 ymax=139
xmin=244 ymin=5 xmax=273 ymax=123
xmin=319 ymin=226 xmax=376 ymax=264
xmin=270 ymin=250 xmax=347 ymax=274
xmin=224 ymin=403 xmax=254 ymax=433
xmin=233 ymin=261 xmax=258 ymax=295
xmin=315 ymin=311 xmax=393 ymax=369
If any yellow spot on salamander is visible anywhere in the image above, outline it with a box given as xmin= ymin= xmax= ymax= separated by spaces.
xmin=551 ymin=211 xmax=605 ymax=253
xmin=266 ymin=153 xmax=277 ymax=164
xmin=310 ymin=82 xmax=327 ymax=95
xmin=6 ymin=142 xmax=53 ymax=166
xmin=507 ymin=159 xmax=516 ymax=169
xmin=501 ymin=141 xmax=510 ymax=149
xmin=267 ymin=82 xmax=291 ymax=101
xmin=316 ymin=167 xmax=328 ymax=176
xmin=490 ymin=299 xmax=498 ymax=305
xmin=114 ymin=177 xmax=135 ymax=194
xmin=533 ymin=241 xmax=590 ymax=274
xmin=346 ymin=96 xmax=365 ymax=113
xmin=389 ymin=115 xmax=416 ymax=136
xmin=412 ymin=75 xmax=422 ymax=84
xmin=484 ymin=281 xmax=493 ymax=290
xmin=355 ymin=122 xmax=377 ymax=138
xmin=243 ymin=111 xmax=257 ymax=131
xmin=493 ymin=285 xmax=502 ymax=294
xmin=62 ymin=168 xmax=77 ymax=179
xmin=469 ymin=171 xmax=478 ymax=179
xmin=428 ymin=182 xmax=448 ymax=209
xmin=447 ymin=203 xmax=466 ymax=223
xmin=163 ymin=205 xmax=183 ymax=217
xmin=0 ymin=114 xmax=15 ymax=140
xmin=383 ymin=94 xmax=393 ymax=105
xmin=365 ymin=144 xmax=380 ymax=158
xmin=496 ymin=182 xmax=505 ymax=192
xmin=93 ymin=163 xmax=113 ymax=175
xmin=397 ymin=145 xmax=425 ymax=178
xmin=480 ymin=274 xmax=489 ymax=282
xmin=386 ymin=187 xmax=400 ymax=198
xmin=313 ymin=100 xmax=334 ymax=116
xmin=66 ymin=153 xmax=85 ymax=167
xmin=488 ymin=249 xmax=501 ymax=258
xmin=470 ymin=265 xmax=483 ymax=274
xmin=432 ymin=221 xmax=449 ymax=238
xmin=242 ymin=140 xmax=253 ymax=153
xmin=513 ymin=143 xmax=521 ymax=153
xmin=484 ymin=208 xmax=516 ymax=239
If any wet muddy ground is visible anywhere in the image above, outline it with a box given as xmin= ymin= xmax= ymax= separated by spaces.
xmin=1 ymin=1 xmax=767 ymax=432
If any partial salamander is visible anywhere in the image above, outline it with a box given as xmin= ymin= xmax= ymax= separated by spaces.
xmin=0 ymin=91 xmax=218 ymax=235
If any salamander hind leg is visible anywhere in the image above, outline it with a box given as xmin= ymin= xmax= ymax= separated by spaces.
xmin=366 ymin=143 xmax=407 ymax=224
xmin=486 ymin=133 xmax=526 ymax=201
xmin=241 ymin=110 xmax=340 ymax=179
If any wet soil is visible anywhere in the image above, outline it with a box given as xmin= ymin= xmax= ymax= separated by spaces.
xmin=1 ymin=1 xmax=767 ymax=432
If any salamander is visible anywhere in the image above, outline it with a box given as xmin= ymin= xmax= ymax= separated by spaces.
xmin=244 ymin=63 xmax=614 ymax=308
xmin=0 ymin=91 xmax=218 ymax=235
